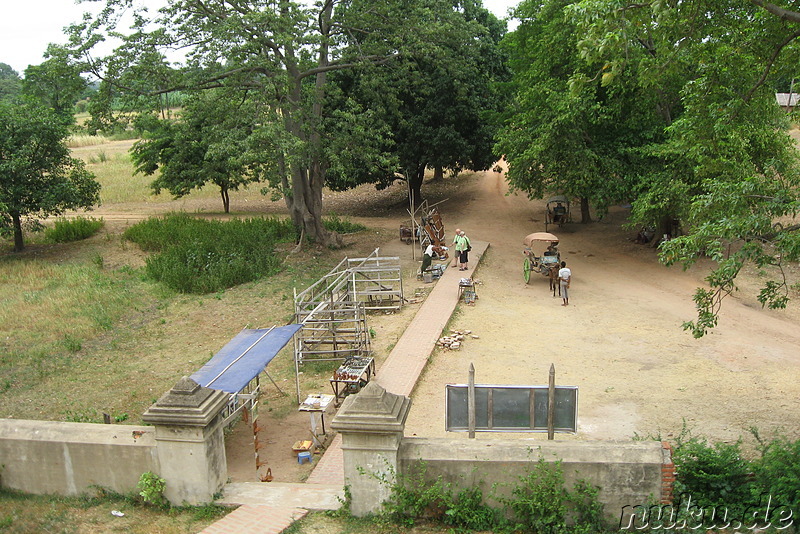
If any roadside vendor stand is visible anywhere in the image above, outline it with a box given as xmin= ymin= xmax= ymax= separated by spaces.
xmin=330 ymin=356 xmax=376 ymax=405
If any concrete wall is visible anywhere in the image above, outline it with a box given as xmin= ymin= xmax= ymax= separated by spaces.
xmin=0 ymin=419 xmax=157 ymax=496
xmin=399 ymin=437 xmax=668 ymax=525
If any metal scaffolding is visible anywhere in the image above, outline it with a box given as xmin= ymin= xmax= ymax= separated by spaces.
xmin=293 ymin=248 xmax=403 ymax=401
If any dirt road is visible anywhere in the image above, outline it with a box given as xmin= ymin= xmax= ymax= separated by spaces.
xmin=401 ymin=169 xmax=800 ymax=446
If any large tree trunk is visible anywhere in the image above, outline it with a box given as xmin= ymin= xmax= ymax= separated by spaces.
xmin=432 ymin=166 xmax=444 ymax=181
xmin=279 ymin=0 xmax=342 ymax=248
xmin=11 ymin=211 xmax=24 ymax=252
xmin=408 ymin=164 xmax=425 ymax=208
xmin=580 ymin=197 xmax=592 ymax=224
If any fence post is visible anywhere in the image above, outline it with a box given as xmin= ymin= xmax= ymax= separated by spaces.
xmin=547 ymin=364 xmax=555 ymax=440
xmin=468 ymin=363 xmax=476 ymax=439
xmin=330 ymin=382 xmax=411 ymax=516
xmin=142 ymin=376 xmax=229 ymax=505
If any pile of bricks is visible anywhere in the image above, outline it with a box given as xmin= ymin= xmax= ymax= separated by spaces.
xmin=437 ymin=329 xmax=479 ymax=350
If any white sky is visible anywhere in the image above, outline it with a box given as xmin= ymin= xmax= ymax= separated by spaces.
xmin=0 ymin=0 xmax=519 ymax=75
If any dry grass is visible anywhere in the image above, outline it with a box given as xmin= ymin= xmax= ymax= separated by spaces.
xmin=67 ymin=133 xmax=113 ymax=148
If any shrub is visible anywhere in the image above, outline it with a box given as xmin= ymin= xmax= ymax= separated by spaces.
xmin=672 ymin=437 xmax=754 ymax=510
xmin=323 ymin=213 xmax=366 ymax=234
xmin=752 ymin=434 xmax=800 ymax=522
xmin=137 ymin=471 xmax=167 ymax=508
xmin=503 ymin=457 xmax=570 ymax=533
xmin=123 ymin=214 xmax=295 ymax=293
xmin=44 ymin=217 xmax=104 ymax=243
xmin=381 ymin=462 xmax=453 ymax=526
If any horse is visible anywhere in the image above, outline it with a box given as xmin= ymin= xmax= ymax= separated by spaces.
xmin=547 ymin=264 xmax=561 ymax=297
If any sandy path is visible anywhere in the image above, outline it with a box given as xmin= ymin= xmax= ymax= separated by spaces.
xmin=403 ymin=169 xmax=800 ymax=446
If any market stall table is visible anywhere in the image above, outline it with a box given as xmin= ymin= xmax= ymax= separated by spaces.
xmin=298 ymin=393 xmax=335 ymax=441
xmin=330 ymin=356 xmax=376 ymax=405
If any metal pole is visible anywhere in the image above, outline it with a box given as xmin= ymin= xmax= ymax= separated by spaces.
xmin=547 ymin=363 xmax=555 ymax=440
xmin=468 ymin=363 xmax=476 ymax=439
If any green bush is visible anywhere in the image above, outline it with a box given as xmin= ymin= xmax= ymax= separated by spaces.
xmin=672 ymin=437 xmax=754 ymax=510
xmin=44 ymin=217 xmax=104 ymax=243
xmin=503 ymin=458 xmax=570 ymax=533
xmin=137 ymin=471 xmax=167 ymax=508
xmin=752 ymin=434 xmax=800 ymax=523
xmin=381 ymin=462 xmax=453 ymax=526
xmin=123 ymin=214 xmax=295 ymax=293
xmin=381 ymin=458 xmax=608 ymax=533
xmin=323 ymin=213 xmax=366 ymax=234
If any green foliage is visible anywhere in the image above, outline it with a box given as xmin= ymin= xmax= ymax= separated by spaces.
xmin=673 ymin=438 xmax=754 ymax=510
xmin=137 ymin=471 xmax=167 ymax=508
xmin=443 ymin=486 xmax=497 ymax=531
xmin=322 ymin=214 xmax=367 ymax=234
xmin=22 ymin=44 xmax=87 ymax=124
xmin=503 ymin=457 xmax=570 ymax=533
xmin=0 ymin=62 xmax=21 ymax=101
xmin=0 ymin=97 xmax=100 ymax=251
xmin=379 ymin=458 xmax=607 ymax=532
xmin=44 ymin=217 xmax=104 ymax=243
xmin=752 ymin=433 xmax=800 ymax=520
xmin=381 ymin=462 xmax=453 ymax=526
xmin=131 ymin=89 xmax=276 ymax=214
xmin=123 ymin=214 xmax=295 ymax=293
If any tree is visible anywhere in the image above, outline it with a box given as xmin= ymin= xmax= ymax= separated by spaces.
xmin=567 ymin=0 xmax=800 ymax=335
xmin=0 ymin=98 xmax=101 ymax=252
xmin=496 ymin=0 xmax=666 ymax=224
xmin=131 ymin=89 xmax=274 ymax=213
xmin=326 ymin=0 xmax=510 ymax=206
xmin=68 ymin=0 xmax=465 ymax=246
xmin=0 ymin=63 xmax=21 ymax=101
xmin=22 ymin=45 xmax=87 ymax=124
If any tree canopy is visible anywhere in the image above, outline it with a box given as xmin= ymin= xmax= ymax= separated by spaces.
xmin=22 ymin=45 xmax=87 ymax=124
xmin=67 ymin=0 xmax=506 ymax=245
xmin=536 ymin=0 xmax=800 ymax=335
xmin=0 ymin=63 xmax=21 ymax=102
xmin=324 ymin=0 xmax=509 ymax=205
xmin=0 ymin=98 xmax=101 ymax=251
xmin=496 ymin=0 xmax=666 ymax=223
xmin=131 ymin=88 xmax=274 ymax=213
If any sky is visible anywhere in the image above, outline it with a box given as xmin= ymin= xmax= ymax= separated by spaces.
xmin=0 ymin=0 xmax=520 ymax=76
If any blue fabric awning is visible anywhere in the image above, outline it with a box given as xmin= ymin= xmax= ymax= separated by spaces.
xmin=191 ymin=325 xmax=302 ymax=394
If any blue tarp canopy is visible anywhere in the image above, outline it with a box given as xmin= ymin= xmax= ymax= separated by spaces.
xmin=191 ymin=325 xmax=302 ymax=394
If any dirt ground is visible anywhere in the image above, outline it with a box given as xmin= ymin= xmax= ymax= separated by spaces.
xmin=210 ymin=165 xmax=800 ymax=484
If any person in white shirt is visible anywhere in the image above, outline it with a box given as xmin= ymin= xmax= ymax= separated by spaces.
xmin=422 ymin=244 xmax=444 ymax=274
xmin=558 ymin=261 xmax=571 ymax=306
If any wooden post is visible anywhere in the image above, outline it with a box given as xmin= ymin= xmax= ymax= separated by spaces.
xmin=547 ymin=363 xmax=555 ymax=440
xmin=468 ymin=363 xmax=476 ymax=439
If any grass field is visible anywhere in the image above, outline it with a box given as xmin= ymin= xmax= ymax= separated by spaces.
xmin=0 ymin=138 xmax=403 ymax=532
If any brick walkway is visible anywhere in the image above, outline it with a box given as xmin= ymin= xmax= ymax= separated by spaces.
xmin=201 ymin=241 xmax=488 ymax=533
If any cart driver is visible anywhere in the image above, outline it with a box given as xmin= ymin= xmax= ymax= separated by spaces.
xmin=553 ymin=202 xmax=566 ymax=223
xmin=544 ymin=242 xmax=558 ymax=256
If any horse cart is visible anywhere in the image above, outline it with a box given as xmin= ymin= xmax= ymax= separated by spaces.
xmin=545 ymin=195 xmax=570 ymax=231
xmin=523 ymin=232 xmax=561 ymax=294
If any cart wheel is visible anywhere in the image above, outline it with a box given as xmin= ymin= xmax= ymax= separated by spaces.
xmin=404 ymin=238 xmax=412 ymax=245
xmin=523 ymin=257 xmax=531 ymax=284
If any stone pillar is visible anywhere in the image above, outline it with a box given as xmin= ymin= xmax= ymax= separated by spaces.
xmin=142 ymin=376 xmax=229 ymax=505
xmin=330 ymin=382 xmax=411 ymax=516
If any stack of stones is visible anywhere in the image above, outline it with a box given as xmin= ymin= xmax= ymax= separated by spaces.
xmin=437 ymin=329 xmax=479 ymax=350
